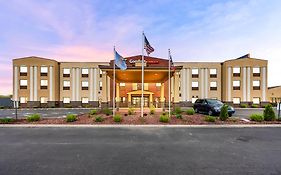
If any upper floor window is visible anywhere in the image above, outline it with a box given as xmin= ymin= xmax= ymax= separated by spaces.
xmin=20 ymin=66 xmax=28 ymax=76
xmin=210 ymin=69 xmax=217 ymax=78
xmin=20 ymin=80 xmax=27 ymax=89
xmin=210 ymin=81 xmax=217 ymax=90
xmin=156 ymin=83 xmax=161 ymax=87
xmin=233 ymin=67 xmax=240 ymax=77
xmin=40 ymin=66 xmax=48 ymax=76
xmin=253 ymin=80 xmax=260 ymax=90
xmin=63 ymin=97 xmax=70 ymax=104
xmin=99 ymin=81 xmax=102 ymax=90
xmin=253 ymin=67 xmax=260 ymax=77
xmin=63 ymin=68 xmax=70 ymax=77
xmin=233 ymin=97 xmax=240 ymax=104
xmin=99 ymin=69 xmax=103 ymax=78
xmin=192 ymin=68 xmax=199 ymax=78
xmin=82 ymin=68 xmax=89 ymax=77
xmin=40 ymin=80 xmax=48 ymax=89
xmin=63 ymin=81 xmax=70 ymax=90
xmin=192 ymin=81 xmax=199 ymax=90
xmin=144 ymin=83 xmax=148 ymax=90
xmin=233 ymin=80 xmax=240 ymax=90
xmin=132 ymin=83 xmax=137 ymax=90
xmin=82 ymin=81 xmax=89 ymax=90
xmin=120 ymin=83 xmax=126 ymax=87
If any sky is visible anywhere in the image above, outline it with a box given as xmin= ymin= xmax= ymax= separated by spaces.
xmin=1 ymin=0 xmax=281 ymax=95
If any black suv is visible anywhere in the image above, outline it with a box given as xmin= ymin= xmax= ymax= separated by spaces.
xmin=193 ymin=99 xmax=235 ymax=116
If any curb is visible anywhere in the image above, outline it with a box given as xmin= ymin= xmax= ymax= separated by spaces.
xmin=1 ymin=124 xmax=281 ymax=128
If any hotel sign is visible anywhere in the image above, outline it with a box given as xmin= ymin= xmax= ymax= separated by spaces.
xmin=128 ymin=59 xmax=159 ymax=64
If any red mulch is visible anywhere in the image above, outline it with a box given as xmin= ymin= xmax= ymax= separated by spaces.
xmin=1 ymin=112 xmax=281 ymax=125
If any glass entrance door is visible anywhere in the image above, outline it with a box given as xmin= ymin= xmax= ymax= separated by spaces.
xmin=132 ymin=96 xmax=149 ymax=107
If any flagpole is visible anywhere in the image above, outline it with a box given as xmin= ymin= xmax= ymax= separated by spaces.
xmin=168 ymin=49 xmax=171 ymax=117
xmin=141 ymin=32 xmax=144 ymax=117
xmin=113 ymin=46 xmax=116 ymax=117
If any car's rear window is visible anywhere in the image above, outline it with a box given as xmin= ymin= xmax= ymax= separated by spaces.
xmin=207 ymin=99 xmax=223 ymax=105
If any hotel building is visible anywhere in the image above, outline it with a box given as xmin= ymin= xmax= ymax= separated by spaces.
xmin=12 ymin=54 xmax=269 ymax=108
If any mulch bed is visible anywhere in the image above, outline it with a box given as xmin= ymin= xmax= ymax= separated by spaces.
xmin=1 ymin=112 xmax=281 ymax=125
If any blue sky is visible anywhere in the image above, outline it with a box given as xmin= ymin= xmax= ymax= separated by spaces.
xmin=1 ymin=0 xmax=281 ymax=94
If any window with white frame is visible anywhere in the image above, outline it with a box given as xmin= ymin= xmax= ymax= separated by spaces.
xmin=233 ymin=98 xmax=240 ymax=104
xmin=253 ymin=67 xmax=260 ymax=73
xmin=253 ymin=80 xmax=260 ymax=87
xmin=82 ymin=97 xmax=89 ymax=104
xmin=40 ymin=66 xmax=48 ymax=73
xmin=82 ymin=81 xmax=89 ymax=87
xmin=253 ymin=97 xmax=260 ymax=104
xmin=40 ymin=97 xmax=48 ymax=103
xmin=41 ymin=80 xmax=48 ymax=86
xmin=120 ymin=83 xmax=126 ymax=87
xmin=20 ymin=80 xmax=27 ymax=86
xmin=20 ymin=66 xmax=27 ymax=73
xmin=20 ymin=97 xmax=27 ymax=103
xmin=144 ymin=83 xmax=148 ymax=90
xmin=63 ymin=81 xmax=70 ymax=87
xmin=156 ymin=83 xmax=161 ymax=87
xmin=192 ymin=68 xmax=199 ymax=78
xmin=82 ymin=68 xmax=88 ymax=75
xmin=210 ymin=81 xmax=217 ymax=90
xmin=233 ymin=67 xmax=240 ymax=73
xmin=233 ymin=80 xmax=240 ymax=90
xmin=132 ymin=83 xmax=137 ymax=90
xmin=192 ymin=81 xmax=199 ymax=90
xmin=63 ymin=68 xmax=70 ymax=74
xmin=210 ymin=69 xmax=217 ymax=75
xmin=63 ymin=97 xmax=70 ymax=104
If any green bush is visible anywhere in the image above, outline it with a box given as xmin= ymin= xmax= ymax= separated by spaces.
xmin=176 ymin=114 xmax=182 ymax=119
xmin=128 ymin=108 xmax=135 ymax=115
xmin=251 ymin=104 xmax=259 ymax=108
xmin=186 ymin=108 xmax=195 ymax=115
xmin=159 ymin=114 xmax=170 ymax=123
xmin=263 ymin=104 xmax=276 ymax=121
xmin=113 ymin=114 xmax=122 ymax=122
xmin=204 ymin=116 xmax=216 ymax=122
xmin=219 ymin=105 xmax=229 ymax=121
xmin=0 ymin=106 xmax=4 ymax=109
xmin=149 ymin=105 xmax=155 ymax=115
xmin=250 ymin=114 xmax=264 ymax=122
xmin=66 ymin=114 xmax=77 ymax=122
xmin=173 ymin=107 xmax=182 ymax=115
xmin=27 ymin=114 xmax=41 ymax=122
xmin=240 ymin=104 xmax=248 ymax=108
xmin=65 ymin=104 xmax=72 ymax=108
xmin=0 ymin=117 xmax=15 ymax=123
xmin=90 ymin=109 xmax=97 ymax=115
xmin=95 ymin=116 xmax=103 ymax=122
xmin=103 ymin=108 xmax=113 ymax=116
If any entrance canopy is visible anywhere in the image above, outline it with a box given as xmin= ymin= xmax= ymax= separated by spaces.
xmin=99 ymin=55 xmax=182 ymax=83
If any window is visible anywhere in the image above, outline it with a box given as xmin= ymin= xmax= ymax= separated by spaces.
xmin=120 ymin=83 xmax=126 ymax=87
xmin=210 ymin=69 xmax=217 ymax=78
xmin=192 ymin=81 xmax=199 ymax=90
xmin=144 ymin=83 xmax=148 ymax=90
xmin=233 ymin=67 xmax=240 ymax=77
xmin=210 ymin=81 xmax=217 ymax=90
xmin=20 ymin=66 xmax=27 ymax=76
xmin=20 ymin=80 xmax=27 ymax=89
xmin=82 ymin=97 xmax=88 ymax=104
xmin=122 ymin=97 xmax=126 ymax=102
xmin=192 ymin=96 xmax=198 ymax=103
xmin=82 ymin=68 xmax=89 ymax=77
xmin=233 ymin=98 xmax=240 ymax=104
xmin=253 ymin=97 xmax=260 ymax=104
xmin=40 ymin=66 xmax=48 ymax=76
xmin=132 ymin=83 xmax=137 ymax=90
xmin=253 ymin=67 xmax=260 ymax=77
xmin=99 ymin=69 xmax=102 ymax=78
xmin=156 ymin=83 xmax=161 ymax=87
xmin=82 ymin=81 xmax=89 ymax=90
xmin=63 ymin=97 xmax=70 ymax=104
xmin=20 ymin=97 xmax=27 ymax=103
xmin=192 ymin=68 xmax=199 ymax=78
xmin=233 ymin=81 xmax=240 ymax=90
xmin=40 ymin=80 xmax=48 ymax=89
xmin=63 ymin=68 xmax=70 ymax=77
xmin=99 ymin=81 xmax=102 ymax=90
xmin=63 ymin=81 xmax=70 ymax=90
xmin=40 ymin=97 xmax=48 ymax=103
xmin=253 ymin=80 xmax=260 ymax=90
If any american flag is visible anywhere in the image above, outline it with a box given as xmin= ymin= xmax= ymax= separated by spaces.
xmin=169 ymin=53 xmax=176 ymax=71
xmin=144 ymin=35 xmax=154 ymax=55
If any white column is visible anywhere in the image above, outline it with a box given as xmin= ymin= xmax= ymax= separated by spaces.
xmin=14 ymin=66 xmax=18 ymax=101
xmin=262 ymin=67 xmax=266 ymax=101
xmin=227 ymin=67 xmax=231 ymax=101
xmin=93 ymin=68 xmax=98 ymax=101
xmin=181 ymin=69 xmax=186 ymax=101
xmin=200 ymin=68 xmax=204 ymax=98
xmin=49 ymin=66 xmax=53 ymax=101
xmin=29 ymin=66 xmax=33 ymax=101
xmin=204 ymin=68 xmax=208 ymax=98
xmin=186 ymin=68 xmax=190 ymax=101
xmin=107 ymin=76 xmax=111 ymax=102
xmin=247 ymin=67 xmax=251 ymax=101
xmin=76 ymin=68 xmax=80 ymax=101
xmin=34 ymin=66 xmax=38 ymax=101
xmin=243 ymin=67 xmax=247 ymax=102
xmin=89 ymin=68 xmax=93 ymax=101
xmin=71 ymin=68 xmax=76 ymax=101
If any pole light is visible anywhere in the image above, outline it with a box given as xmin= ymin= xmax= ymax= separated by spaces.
xmin=14 ymin=101 xmax=19 ymax=120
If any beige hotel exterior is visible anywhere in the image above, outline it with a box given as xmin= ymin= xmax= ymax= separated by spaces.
xmin=12 ymin=54 xmax=269 ymax=108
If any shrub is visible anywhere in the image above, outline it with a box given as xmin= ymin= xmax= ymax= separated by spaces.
xmin=113 ymin=114 xmax=122 ymax=122
xmin=228 ymin=117 xmax=239 ymax=122
xmin=219 ymin=105 xmax=229 ymax=121
xmin=66 ymin=114 xmax=77 ymax=122
xmin=159 ymin=114 xmax=170 ymax=123
xmin=186 ymin=108 xmax=195 ymax=115
xmin=250 ymin=114 xmax=264 ymax=122
xmin=128 ymin=108 xmax=135 ymax=115
xmin=150 ymin=105 xmax=155 ymax=115
xmin=240 ymin=104 xmax=248 ymax=108
xmin=251 ymin=104 xmax=259 ymax=108
xmin=263 ymin=104 xmax=276 ymax=121
xmin=103 ymin=108 xmax=113 ymax=116
xmin=0 ymin=106 xmax=4 ymax=109
xmin=173 ymin=107 xmax=182 ymax=115
xmin=95 ymin=116 xmax=103 ymax=122
xmin=27 ymin=114 xmax=41 ymax=122
xmin=0 ymin=117 xmax=15 ymax=123
xmin=176 ymin=114 xmax=182 ymax=119
xmin=204 ymin=116 xmax=216 ymax=122
xmin=65 ymin=104 xmax=72 ymax=108
xmin=90 ymin=109 xmax=97 ymax=115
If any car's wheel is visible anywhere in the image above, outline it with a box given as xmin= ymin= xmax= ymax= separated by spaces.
xmin=194 ymin=108 xmax=198 ymax=113
xmin=228 ymin=113 xmax=232 ymax=117
xmin=208 ymin=110 xmax=213 ymax=116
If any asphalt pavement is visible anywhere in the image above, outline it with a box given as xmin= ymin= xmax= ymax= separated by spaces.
xmin=0 ymin=127 xmax=281 ymax=175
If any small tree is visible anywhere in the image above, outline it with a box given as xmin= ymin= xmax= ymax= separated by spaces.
xmin=263 ymin=104 xmax=276 ymax=121
xmin=219 ymin=105 xmax=229 ymax=121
